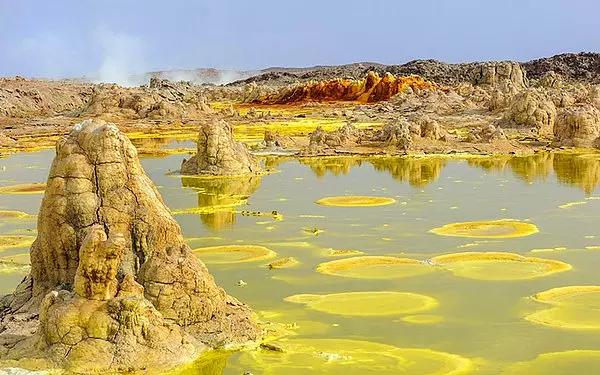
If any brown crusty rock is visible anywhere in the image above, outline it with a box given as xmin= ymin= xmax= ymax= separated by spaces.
xmin=0 ymin=132 xmax=18 ymax=148
xmin=73 ymin=226 xmax=125 ymax=301
xmin=466 ymin=124 xmax=507 ymax=143
xmin=498 ymin=90 xmax=557 ymax=135
xmin=469 ymin=61 xmax=528 ymax=89
xmin=0 ymin=78 xmax=92 ymax=118
xmin=391 ymin=88 xmax=473 ymax=115
xmin=553 ymin=105 xmax=600 ymax=148
xmin=488 ymin=88 xmax=515 ymax=111
xmin=413 ymin=116 xmax=443 ymax=140
xmin=299 ymin=123 xmax=360 ymax=156
xmin=0 ymin=119 xmax=259 ymax=373
xmin=37 ymin=269 xmax=200 ymax=372
xmin=536 ymin=71 xmax=563 ymax=89
xmin=300 ymin=126 xmax=339 ymax=156
xmin=181 ymin=120 xmax=262 ymax=175
xmin=374 ymin=122 xmax=413 ymax=153
xmin=263 ymin=130 xmax=298 ymax=150
xmin=79 ymin=80 xmax=212 ymax=120
xmin=588 ymin=85 xmax=600 ymax=107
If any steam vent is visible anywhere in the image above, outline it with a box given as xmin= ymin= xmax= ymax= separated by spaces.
xmin=0 ymin=119 xmax=259 ymax=373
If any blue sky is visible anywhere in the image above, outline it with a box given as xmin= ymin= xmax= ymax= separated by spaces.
xmin=1 ymin=0 xmax=599 ymax=79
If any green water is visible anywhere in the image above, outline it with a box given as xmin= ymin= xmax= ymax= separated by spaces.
xmin=1 ymin=149 xmax=600 ymax=374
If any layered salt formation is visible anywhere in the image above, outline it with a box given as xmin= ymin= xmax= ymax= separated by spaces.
xmin=181 ymin=120 xmax=262 ymax=176
xmin=0 ymin=119 xmax=259 ymax=373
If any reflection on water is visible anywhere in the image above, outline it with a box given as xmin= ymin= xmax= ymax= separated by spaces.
xmin=264 ymin=156 xmax=294 ymax=170
xmin=368 ymin=157 xmax=447 ymax=187
xmin=181 ymin=175 xmax=263 ymax=232
xmin=299 ymin=156 xmax=447 ymax=186
xmin=467 ymin=155 xmax=511 ymax=172
xmin=180 ymin=153 xmax=600 ymax=233
xmin=3 ymin=148 xmax=600 ymax=374
xmin=296 ymin=153 xmax=600 ymax=193
xmin=553 ymin=153 xmax=600 ymax=195
xmin=299 ymin=157 xmax=364 ymax=178
xmin=455 ymin=153 xmax=600 ymax=194
xmin=509 ymin=153 xmax=554 ymax=183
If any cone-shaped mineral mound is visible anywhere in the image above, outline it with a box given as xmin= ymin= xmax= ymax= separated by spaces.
xmin=237 ymin=338 xmax=473 ymax=375
xmin=284 ymin=291 xmax=439 ymax=316
xmin=525 ymin=286 xmax=600 ymax=330
xmin=316 ymin=256 xmax=439 ymax=279
xmin=315 ymin=196 xmax=397 ymax=207
xmin=0 ymin=119 xmax=259 ymax=373
xmin=429 ymin=220 xmax=539 ymax=238
xmin=181 ymin=120 xmax=262 ymax=176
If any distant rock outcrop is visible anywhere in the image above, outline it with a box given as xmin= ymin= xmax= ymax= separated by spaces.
xmin=376 ymin=122 xmax=413 ymax=152
xmin=467 ymin=124 xmax=507 ymax=143
xmin=181 ymin=120 xmax=262 ymax=175
xmin=79 ymin=79 xmax=212 ymax=120
xmin=412 ymin=116 xmax=443 ymax=140
xmin=469 ymin=61 xmax=528 ymax=89
xmin=391 ymin=87 xmax=473 ymax=115
xmin=498 ymin=90 xmax=557 ymax=135
xmin=537 ymin=71 xmax=564 ymax=89
xmin=298 ymin=123 xmax=361 ymax=156
xmin=252 ymin=72 xmax=438 ymax=104
xmin=522 ymin=52 xmax=600 ymax=82
xmin=263 ymin=130 xmax=298 ymax=151
xmin=0 ymin=78 xmax=91 ymax=118
xmin=0 ymin=119 xmax=259 ymax=373
xmin=553 ymin=105 xmax=600 ymax=148
xmin=230 ymin=53 xmax=600 ymax=88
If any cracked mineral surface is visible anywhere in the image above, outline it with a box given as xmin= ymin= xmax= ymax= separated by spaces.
xmin=0 ymin=119 xmax=259 ymax=373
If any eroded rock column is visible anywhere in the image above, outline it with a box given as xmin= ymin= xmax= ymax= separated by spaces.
xmin=1 ymin=119 xmax=259 ymax=373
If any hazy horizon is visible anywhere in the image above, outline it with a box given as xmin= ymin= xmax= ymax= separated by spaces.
xmin=2 ymin=0 xmax=599 ymax=84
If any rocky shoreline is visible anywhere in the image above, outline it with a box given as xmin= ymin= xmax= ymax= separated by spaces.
xmin=0 ymin=120 xmax=262 ymax=373
xmin=0 ymin=52 xmax=599 ymax=158
xmin=0 ymin=52 xmax=599 ymax=373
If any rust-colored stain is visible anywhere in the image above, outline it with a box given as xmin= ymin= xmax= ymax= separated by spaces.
xmin=254 ymin=72 xmax=438 ymax=104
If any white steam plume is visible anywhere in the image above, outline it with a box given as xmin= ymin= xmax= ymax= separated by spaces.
xmin=93 ymin=28 xmax=146 ymax=87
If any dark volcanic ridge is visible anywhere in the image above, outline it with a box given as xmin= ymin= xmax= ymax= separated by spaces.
xmin=228 ymin=52 xmax=600 ymax=87
xmin=13 ymin=52 xmax=600 ymax=88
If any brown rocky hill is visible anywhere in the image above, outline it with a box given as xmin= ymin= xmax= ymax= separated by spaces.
xmin=229 ymin=52 xmax=600 ymax=87
xmin=522 ymin=52 xmax=600 ymax=81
